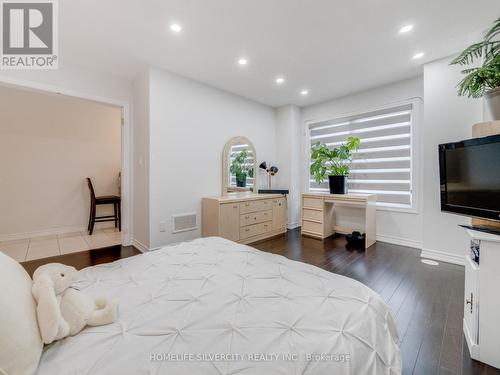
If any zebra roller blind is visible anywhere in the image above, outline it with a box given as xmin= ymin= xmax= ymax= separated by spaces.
xmin=309 ymin=103 xmax=414 ymax=208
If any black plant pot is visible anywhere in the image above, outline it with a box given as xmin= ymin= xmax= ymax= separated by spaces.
xmin=236 ymin=176 xmax=247 ymax=187
xmin=328 ymin=175 xmax=347 ymax=194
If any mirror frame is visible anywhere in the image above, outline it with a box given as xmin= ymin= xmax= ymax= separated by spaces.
xmin=222 ymin=136 xmax=257 ymax=195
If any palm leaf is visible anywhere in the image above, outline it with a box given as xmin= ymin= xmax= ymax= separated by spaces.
xmin=485 ymin=17 xmax=500 ymax=41
xmin=452 ymin=18 xmax=500 ymax=97
xmin=450 ymin=42 xmax=488 ymax=65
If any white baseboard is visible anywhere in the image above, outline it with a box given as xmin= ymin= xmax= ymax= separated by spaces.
xmin=463 ymin=318 xmax=480 ymax=360
xmin=0 ymin=223 xmax=116 ymax=242
xmin=376 ymin=234 xmax=422 ymax=249
xmin=421 ymin=248 xmax=465 ymax=266
xmin=132 ymin=239 xmax=150 ymax=253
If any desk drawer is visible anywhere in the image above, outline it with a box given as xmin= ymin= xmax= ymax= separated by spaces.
xmin=302 ymin=208 xmax=323 ymax=222
xmin=302 ymin=220 xmax=323 ymax=235
xmin=240 ymin=221 xmax=272 ymax=240
xmin=303 ymin=197 xmax=323 ymax=210
xmin=241 ymin=210 xmax=272 ymax=227
xmin=240 ymin=199 xmax=272 ymax=214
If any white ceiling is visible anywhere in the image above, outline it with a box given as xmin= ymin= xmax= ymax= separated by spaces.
xmin=61 ymin=0 xmax=500 ymax=107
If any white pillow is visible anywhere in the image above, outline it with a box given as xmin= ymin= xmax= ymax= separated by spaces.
xmin=0 ymin=252 xmax=43 ymax=375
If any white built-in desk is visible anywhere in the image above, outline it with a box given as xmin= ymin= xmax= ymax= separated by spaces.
xmin=301 ymin=193 xmax=377 ymax=249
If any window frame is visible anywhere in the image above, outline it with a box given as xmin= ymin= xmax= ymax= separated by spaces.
xmin=303 ymin=98 xmax=422 ymax=214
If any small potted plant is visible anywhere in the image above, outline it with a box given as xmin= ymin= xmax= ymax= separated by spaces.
xmin=310 ymin=136 xmax=360 ymax=194
xmin=230 ymin=148 xmax=253 ymax=187
xmin=450 ymin=17 xmax=500 ymax=119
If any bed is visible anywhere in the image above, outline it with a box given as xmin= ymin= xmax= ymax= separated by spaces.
xmin=2 ymin=237 xmax=402 ymax=374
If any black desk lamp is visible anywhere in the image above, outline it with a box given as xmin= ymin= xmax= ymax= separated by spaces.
xmin=259 ymin=162 xmax=279 ymax=189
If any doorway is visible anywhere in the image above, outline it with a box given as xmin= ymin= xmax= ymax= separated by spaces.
xmin=0 ymin=83 xmax=130 ymax=261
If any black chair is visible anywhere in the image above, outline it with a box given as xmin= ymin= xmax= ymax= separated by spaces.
xmin=87 ymin=178 xmax=121 ymax=235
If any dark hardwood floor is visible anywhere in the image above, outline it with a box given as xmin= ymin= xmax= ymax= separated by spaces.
xmin=21 ymin=245 xmax=140 ymax=277
xmin=20 ymin=229 xmax=500 ymax=375
xmin=253 ymin=229 xmax=500 ymax=375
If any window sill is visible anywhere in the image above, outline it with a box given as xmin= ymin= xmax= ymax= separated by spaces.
xmin=376 ymin=204 xmax=419 ymax=215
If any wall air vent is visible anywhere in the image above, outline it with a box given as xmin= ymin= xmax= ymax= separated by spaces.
xmin=172 ymin=213 xmax=197 ymax=233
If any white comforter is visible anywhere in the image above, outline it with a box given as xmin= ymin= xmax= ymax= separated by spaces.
xmin=37 ymin=237 xmax=401 ymax=375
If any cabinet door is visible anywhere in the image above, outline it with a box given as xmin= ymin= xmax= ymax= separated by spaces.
xmin=220 ymin=203 xmax=240 ymax=241
xmin=464 ymin=255 xmax=479 ymax=346
xmin=272 ymin=198 xmax=287 ymax=230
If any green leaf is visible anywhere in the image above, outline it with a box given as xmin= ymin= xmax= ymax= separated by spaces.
xmin=485 ymin=17 xmax=500 ymax=41
xmin=451 ymin=18 xmax=500 ymax=97
xmin=310 ymin=136 xmax=361 ymax=179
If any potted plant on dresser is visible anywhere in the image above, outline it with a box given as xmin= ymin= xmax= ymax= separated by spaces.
xmin=230 ymin=148 xmax=253 ymax=187
xmin=310 ymin=136 xmax=360 ymax=194
xmin=450 ymin=17 xmax=500 ymax=119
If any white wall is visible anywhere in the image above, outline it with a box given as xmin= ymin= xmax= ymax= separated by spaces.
xmin=132 ymin=72 xmax=150 ymax=249
xmin=0 ymin=85 xmax=121 ymax=239
xmin=148 ymin=67 xmax=277 ymax=249
xmin=421 ymin=56 xmax=483 ymax=264
xmin=300 ymin=77 xmax=424 ymax=248
xmin=274 ymin=105 xmax=302 ymax=228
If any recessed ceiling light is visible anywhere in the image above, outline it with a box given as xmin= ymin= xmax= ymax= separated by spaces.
xmin=238 ymin=58 xmax=248 ymax=66
xmin=275 ymin=77 xmax=285 ymax=85
xmin=399 ymin=24 xmax=414 ymax=34
xmin=412 ymin=52 xmax=424 ymax=60
xmin=300 ymin=89 xmax=309 ymax=96
xmin=170 ymin=23 xmax=182 ymax=33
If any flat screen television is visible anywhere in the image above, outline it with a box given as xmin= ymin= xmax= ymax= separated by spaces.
xmin=439 ymin=134 xmax=500 ymax=222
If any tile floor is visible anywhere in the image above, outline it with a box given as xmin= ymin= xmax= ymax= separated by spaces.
xmin=0 ymin=227 xmax=121 ymax=262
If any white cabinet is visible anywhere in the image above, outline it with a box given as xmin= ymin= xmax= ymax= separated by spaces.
xmin=463 ymin=255 xmax=479 ymax=355
xmin=463 ymin=229 xmax=500 ymax=369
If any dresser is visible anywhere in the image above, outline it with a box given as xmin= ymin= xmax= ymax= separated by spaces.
xmin=301 ymin=193 xmax=377 ymax=249
xmin=202 ymin=194 xmax=287 ymax=244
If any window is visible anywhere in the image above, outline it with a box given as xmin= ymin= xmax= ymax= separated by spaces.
xmin=308 ymin=102 xmax=416 ymax=210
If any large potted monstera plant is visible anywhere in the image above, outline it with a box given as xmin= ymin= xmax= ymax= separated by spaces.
xmin=230 ymin=148 xmax=253 ymax=187
xmin=310 ymin=136 xmax=360 ymax=194
xmin=450 ymin=17 xmax=500 ymax=119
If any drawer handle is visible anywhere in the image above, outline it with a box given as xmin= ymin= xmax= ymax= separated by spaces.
xmin=245 ymin=216 xmax=250 ymax=219
xmin=264 ymin=225 xmax=268 ymax=228
xmin=254 ymin=217 xmax=256 ymax=220
xmin=245 ymin=228 xmax=250 ymax=232
xmin=233 ymin=205 xmax=238 ymax=209
xmin=264 ymin=212 xmax=268 ymax=216
xmin=245 ymin=203 xmax=250 ymax=206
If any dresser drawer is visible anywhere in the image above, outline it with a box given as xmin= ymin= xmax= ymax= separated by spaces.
xmin=302 ymin=220 xmax=323 ymax=235
xmin=302 ymin=208 xmax=323 ymax=222
xmin=303 ymin=197 xmax=323 ymax=210
xmin=240 ymin=199 xmax=272 ymax=214
xmin=240 ymin=221 xmax=272 ymax=240
xmin=240 ymin=210 xmax=272 ymax=227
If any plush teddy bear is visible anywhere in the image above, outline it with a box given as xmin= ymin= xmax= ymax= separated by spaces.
xmin=31 ymin=263 xmax=118 ymax=344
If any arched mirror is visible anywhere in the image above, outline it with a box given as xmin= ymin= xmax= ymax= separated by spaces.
xmin=222 ymin=136 xmax=257 ymax=195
